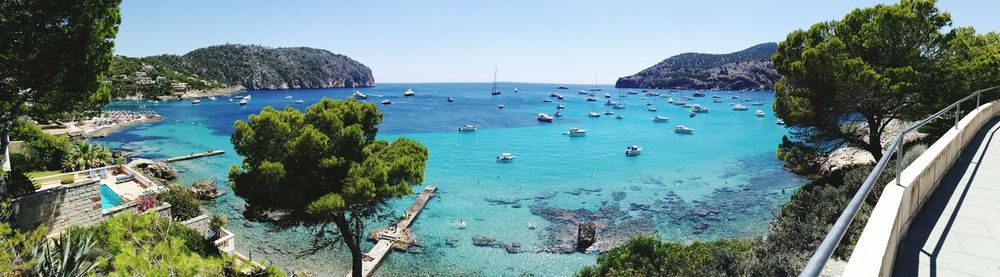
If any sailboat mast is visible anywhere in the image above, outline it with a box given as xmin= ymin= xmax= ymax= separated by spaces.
xmin=492 ymin=67 xmax=498 ymax=93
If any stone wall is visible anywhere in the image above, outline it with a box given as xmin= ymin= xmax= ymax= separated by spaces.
xmin=182 ymin=214 xmax=211 ymax=236
xmin=11 ymin=180 xmax=103 ymax=232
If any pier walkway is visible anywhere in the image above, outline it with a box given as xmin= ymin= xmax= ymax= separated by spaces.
xmin=160 ymin=150 xmax=225 ymax=163
xmin=347 ymin=185 xmax=437 ymax=277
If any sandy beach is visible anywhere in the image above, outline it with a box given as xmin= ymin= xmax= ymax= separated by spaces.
xmin=45 ymin=111 xmax=163 ymax=138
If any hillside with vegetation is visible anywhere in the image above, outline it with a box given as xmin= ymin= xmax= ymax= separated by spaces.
xmin=615 ymin=43 xmax=779 ymax=90
xmin=109 ymin=44 xmax=375 ymax=99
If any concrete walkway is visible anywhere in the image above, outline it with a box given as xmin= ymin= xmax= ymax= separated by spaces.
xmin=894 ymin=117 xmax=1000 ymax=276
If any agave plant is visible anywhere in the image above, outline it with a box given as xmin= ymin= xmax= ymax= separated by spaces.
xmin=32 ymin=229 xmax=101 ymax=277
xmin=61 ymin=141 xmax=113 ymax=171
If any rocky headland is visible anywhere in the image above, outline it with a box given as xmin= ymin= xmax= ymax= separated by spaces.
xmin=616 ymin=42 xmax=779 ymax=90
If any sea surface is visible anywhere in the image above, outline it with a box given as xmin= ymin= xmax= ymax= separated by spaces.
xmin=94 ymin=83 xmax=803 ymax=276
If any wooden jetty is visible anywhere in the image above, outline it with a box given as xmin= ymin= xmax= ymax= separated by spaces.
xmin=348 ymin=185 xmax=437 ymax=277
xmin=160 ymin=150 xmax=225 ymax=163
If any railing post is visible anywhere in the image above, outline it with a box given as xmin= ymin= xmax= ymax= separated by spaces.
xmin=977 ymin=92 xmax=981 ymax=109
xmin=955 ymin=103 xmax=960 ymax=130
xmin=896 ymin=141 xmax=903 ymax=186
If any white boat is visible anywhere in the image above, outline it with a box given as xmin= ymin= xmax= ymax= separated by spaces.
xmin=381 ymin=99 xmax=392 ymax=105
xmin=191 ymin=99 xmax=201 ymax=104
xmin=776 ymin=119 xmax=786 ymax=125
xmin=491 ymin=68 xmax=501 ymax=95
xmin=652 ymin=116 xmax=670 ymax=122
xmin=604 ymin=111 xmax=614 ymax=115
xmin=543 ymin=98 xmax=553 ymax=103
xmin=549 ymin=92 xmax=559 ymax=97
xmin=498 ymin=104 xmax=504 ymax=109
xmin=733 ymin=104 xmax=749 ymax=111
xmin=604 ymin=93 xmax=611 ymax=98
xmin=496 ymin=153 xmax=516 ymax=162
xmin=353 ymin=90 xmax=367 ymax=99
xmin=589 ymin=75 xmax=602 ymax=91
xmin=673 ymin=100 xmax=687 ymax=106
xmin=285 ymin=96 xmax=293 ymax=99
xmin=712 ymin=95 xmax=722 ymax=98
xmin=537 ymin=113 xmax=553 ymax=122
xmin=674 ymin=125 xmax=694 ymax=134
xmin=586 ymin=96 xmax=597 ymax=102
xmin=295 ymin=99 xmax=304 ymax=104
xmin=616 ymin=115 xmax=624 ymax=120
xmin=625 ymin=145 xmax=642 ymax=156
xmin=514 ymin=88 xmax=518 ymax=92
xmin=208 ymin=97 xmax=217 ymax=101
xmin=554 ymin=111 xmax=562 ymax=117
xmin=578 ymin=90 xmax=589 ymax=95
xmin=689 ymin=111 xmax=696 ymax=117
xmin=647 ymin=106 xmax=657 ymax=112
xmin=239 ymin=99 xmax=248 ymax=106
xmin=713 ymin=98 xmax=723 ymax=103
xmin=243 ymin=95 xmax=252 ymax=100
xmin=751 ymin=102 xmax=764 ymax=106
xmin=692 ymin=104 xmax=709 ymax=113
xmin=556 ymin=94 xmax=564 ymax=100
xmin=588 ymin=111 xmax=600 ymax=117
xmin=447 ymin=97 xmax=454 ymax=102
xmin=612 ymin=103 xmax=625 ymax=109
xmin=692 ymin=91 xmax=706 ymax=97
xmin=458 ymin=125 xmax=477 ymax=132
xmin=755 ymin=110 xmax=766 ymax=117
xmin=604 ymin=100 xmax=615 ymax=106
xmin=152 ymin=100 xmax=159 ymax=104
xmin=556 ymin=104 xmax=565 ymax=110
xmin=563 ymin=128 xmax=587 ymax=137
xmin=404 ymin=89 xmax=415 ymax=96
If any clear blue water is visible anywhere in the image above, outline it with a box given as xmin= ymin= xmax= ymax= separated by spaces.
xmin=100 ymin=184 xmax=125 ymax=210
xmin=93 ymin=83 xmax=803 ymax=276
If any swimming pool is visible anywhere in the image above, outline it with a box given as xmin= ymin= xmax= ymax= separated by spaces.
xmin=100 ymin=184 xmax=125 ymax=211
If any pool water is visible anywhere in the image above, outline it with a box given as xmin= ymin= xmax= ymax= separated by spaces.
xmin=100 ymin=184 xmax=125 ymax=210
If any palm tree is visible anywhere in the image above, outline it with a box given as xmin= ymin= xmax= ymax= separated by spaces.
xmin=61 ymin=141 xmax=112 ymax=171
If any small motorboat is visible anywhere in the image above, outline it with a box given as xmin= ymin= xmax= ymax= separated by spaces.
xmin=447 ymin=97 xmax=455 ymax=102
xmin=733 ymin=104 xmax=749 ymax=111
xmin=604 ymin=100 xmax=615 ymax=106
xmin=554 ymin=111 xmax=563 ymax=117
xmin=646 ymin=102 xmax=653 ymax=106
xmin=615 ymin=115 xmax=624 ymax=120
xmin=498 ymin=104 xmax=505 ymax=109
xmin=537 ymin=113 xmax=554 ymax=122
xmin=243 ymin=95 xmax=252 ymax=100
xmin=755 ymin=110 xmax=766 ymax=117
xmin=674 ymin=125 xmax=694 ymax=134
xmin=712 ymin=95 xmax=722 ymax=99
xmin=285 ymin=95 xmax=293 ymax=99
xmin=689 ymin=111 xmax=696 ymax=117
xmin=496 ymin=153 xmax=516 ymax=162
xmin=381 ymin=99 xmax=392 ymax=105
xmin=353 ymin=91 xmax=368 ymax=99
xmin=152 ymin=100 xmax=159 ymax=104
xmin=563 ymin=128 xmax=587 ymax=137
xmin=578 ymin=90 xmax=588 ymax=95
xmin=673 ymin=100 xmax=687 ymax=106
xmin=239 ymin=99 xmax=248 ymax=106
xmin=612 ymin=103 xmax=625 ymax=109
xmin=458 ymin=125 xmax=477 ymax=132
xmin=604 ymin=111 xmax=614 ymax=115
xmin=713 ymin=98 xmax=723 ymax=103
xmin=295 ymin=99 xmax=305 ymax=104
xmin=556 ymin=94 xmax=564 ymax=100
xmin=647 ymin=106 xmax=657 ymax=112
xmin=208 ymin=97 xmax=217 ymax=101
xmin=692 ymin=91 xmax=706 ymax=97
xmin=731 ymin=96 xmax=740 ymax=99
xmin=692 ymin=104 xmax=709 ymax=113
xmin=404 ymin=89 xmax=415 ymax=96
xmin=586 ymin=96 xmax=597 ymax=102
xmin=543 ymin=98 xmax=553 ymax=103
xmin=527 ymin=222 xmax=536 ymax=230
xmin=557 ymin=86 xmax=569 ymax=89
xmin=640 ymin=89 xmax=649 ymax=93
xmin=653 ymin=116 xmax=670 ymax=122
xmin=776 ymin=119 xmax=786 ymax=125
xmin=627 ymin=91 xmax=638 ymax=95
xmin=550 ymin=92 xmax=559 ymax=97
xmin=556 ymin=104 xmax=565 ymax=110
xmin=604 ymin=93 xmax=611 ymax=98
xmin=191 ymin=99 xmax=201 ymax=104
xmin=588 ymin=111 xmax=600 ymax=117
xmin=751 ymin=102 xmax=764 ymax=106
xmin=514 ymin=88 xmax=519 ymax=92
xmin=625 ymin=145 xmax=642 ymax=156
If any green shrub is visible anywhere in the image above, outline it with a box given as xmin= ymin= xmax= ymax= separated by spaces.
xmin=155 ymin=184 xmax=202 ymax=221
xmin=577 ymin=236 xmax=752 ymax=277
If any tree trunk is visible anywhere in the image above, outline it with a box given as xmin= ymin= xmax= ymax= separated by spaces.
xmin=1 ymin=127 xmax=10 ymax=173
xmin=333 ymin=214 xmax=364 ymax=277
xmin=866 ymin=122 xmax=884 ymax=161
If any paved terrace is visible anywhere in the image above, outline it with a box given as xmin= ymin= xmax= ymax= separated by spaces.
xmin=893 ymin=117 xmax=1000 ymax=276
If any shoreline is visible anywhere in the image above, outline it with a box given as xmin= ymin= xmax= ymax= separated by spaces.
xmin=45 ymin=111 xmax=163 ymax=138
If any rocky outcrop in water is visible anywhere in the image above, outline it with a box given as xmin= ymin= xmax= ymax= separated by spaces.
xmin=133 ymin=160 xmax=177 ymax=184
xmin=190 ymin=179 xmax=223 ymax=199
xmin=576 ymin=222 xmax=596 ymax=252
xmin=616 ymin=43 xmax=778 ymax=90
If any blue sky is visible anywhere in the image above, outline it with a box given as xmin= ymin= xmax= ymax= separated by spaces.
xmin=115 ymin=0 xmax=999 ymax=84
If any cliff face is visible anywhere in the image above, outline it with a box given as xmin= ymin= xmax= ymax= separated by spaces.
xmin=616 ymin=43 xmax=778 ymax=90
xmin=113 ymin=44 xmax=374 ymax=93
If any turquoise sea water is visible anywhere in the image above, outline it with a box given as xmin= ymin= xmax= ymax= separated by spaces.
xmin=94 ymin=83 xmax=803 ymax=276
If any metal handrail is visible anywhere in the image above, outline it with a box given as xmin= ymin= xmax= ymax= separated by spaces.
xmin=799 ymin=86 xmax=1000 ymax=276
